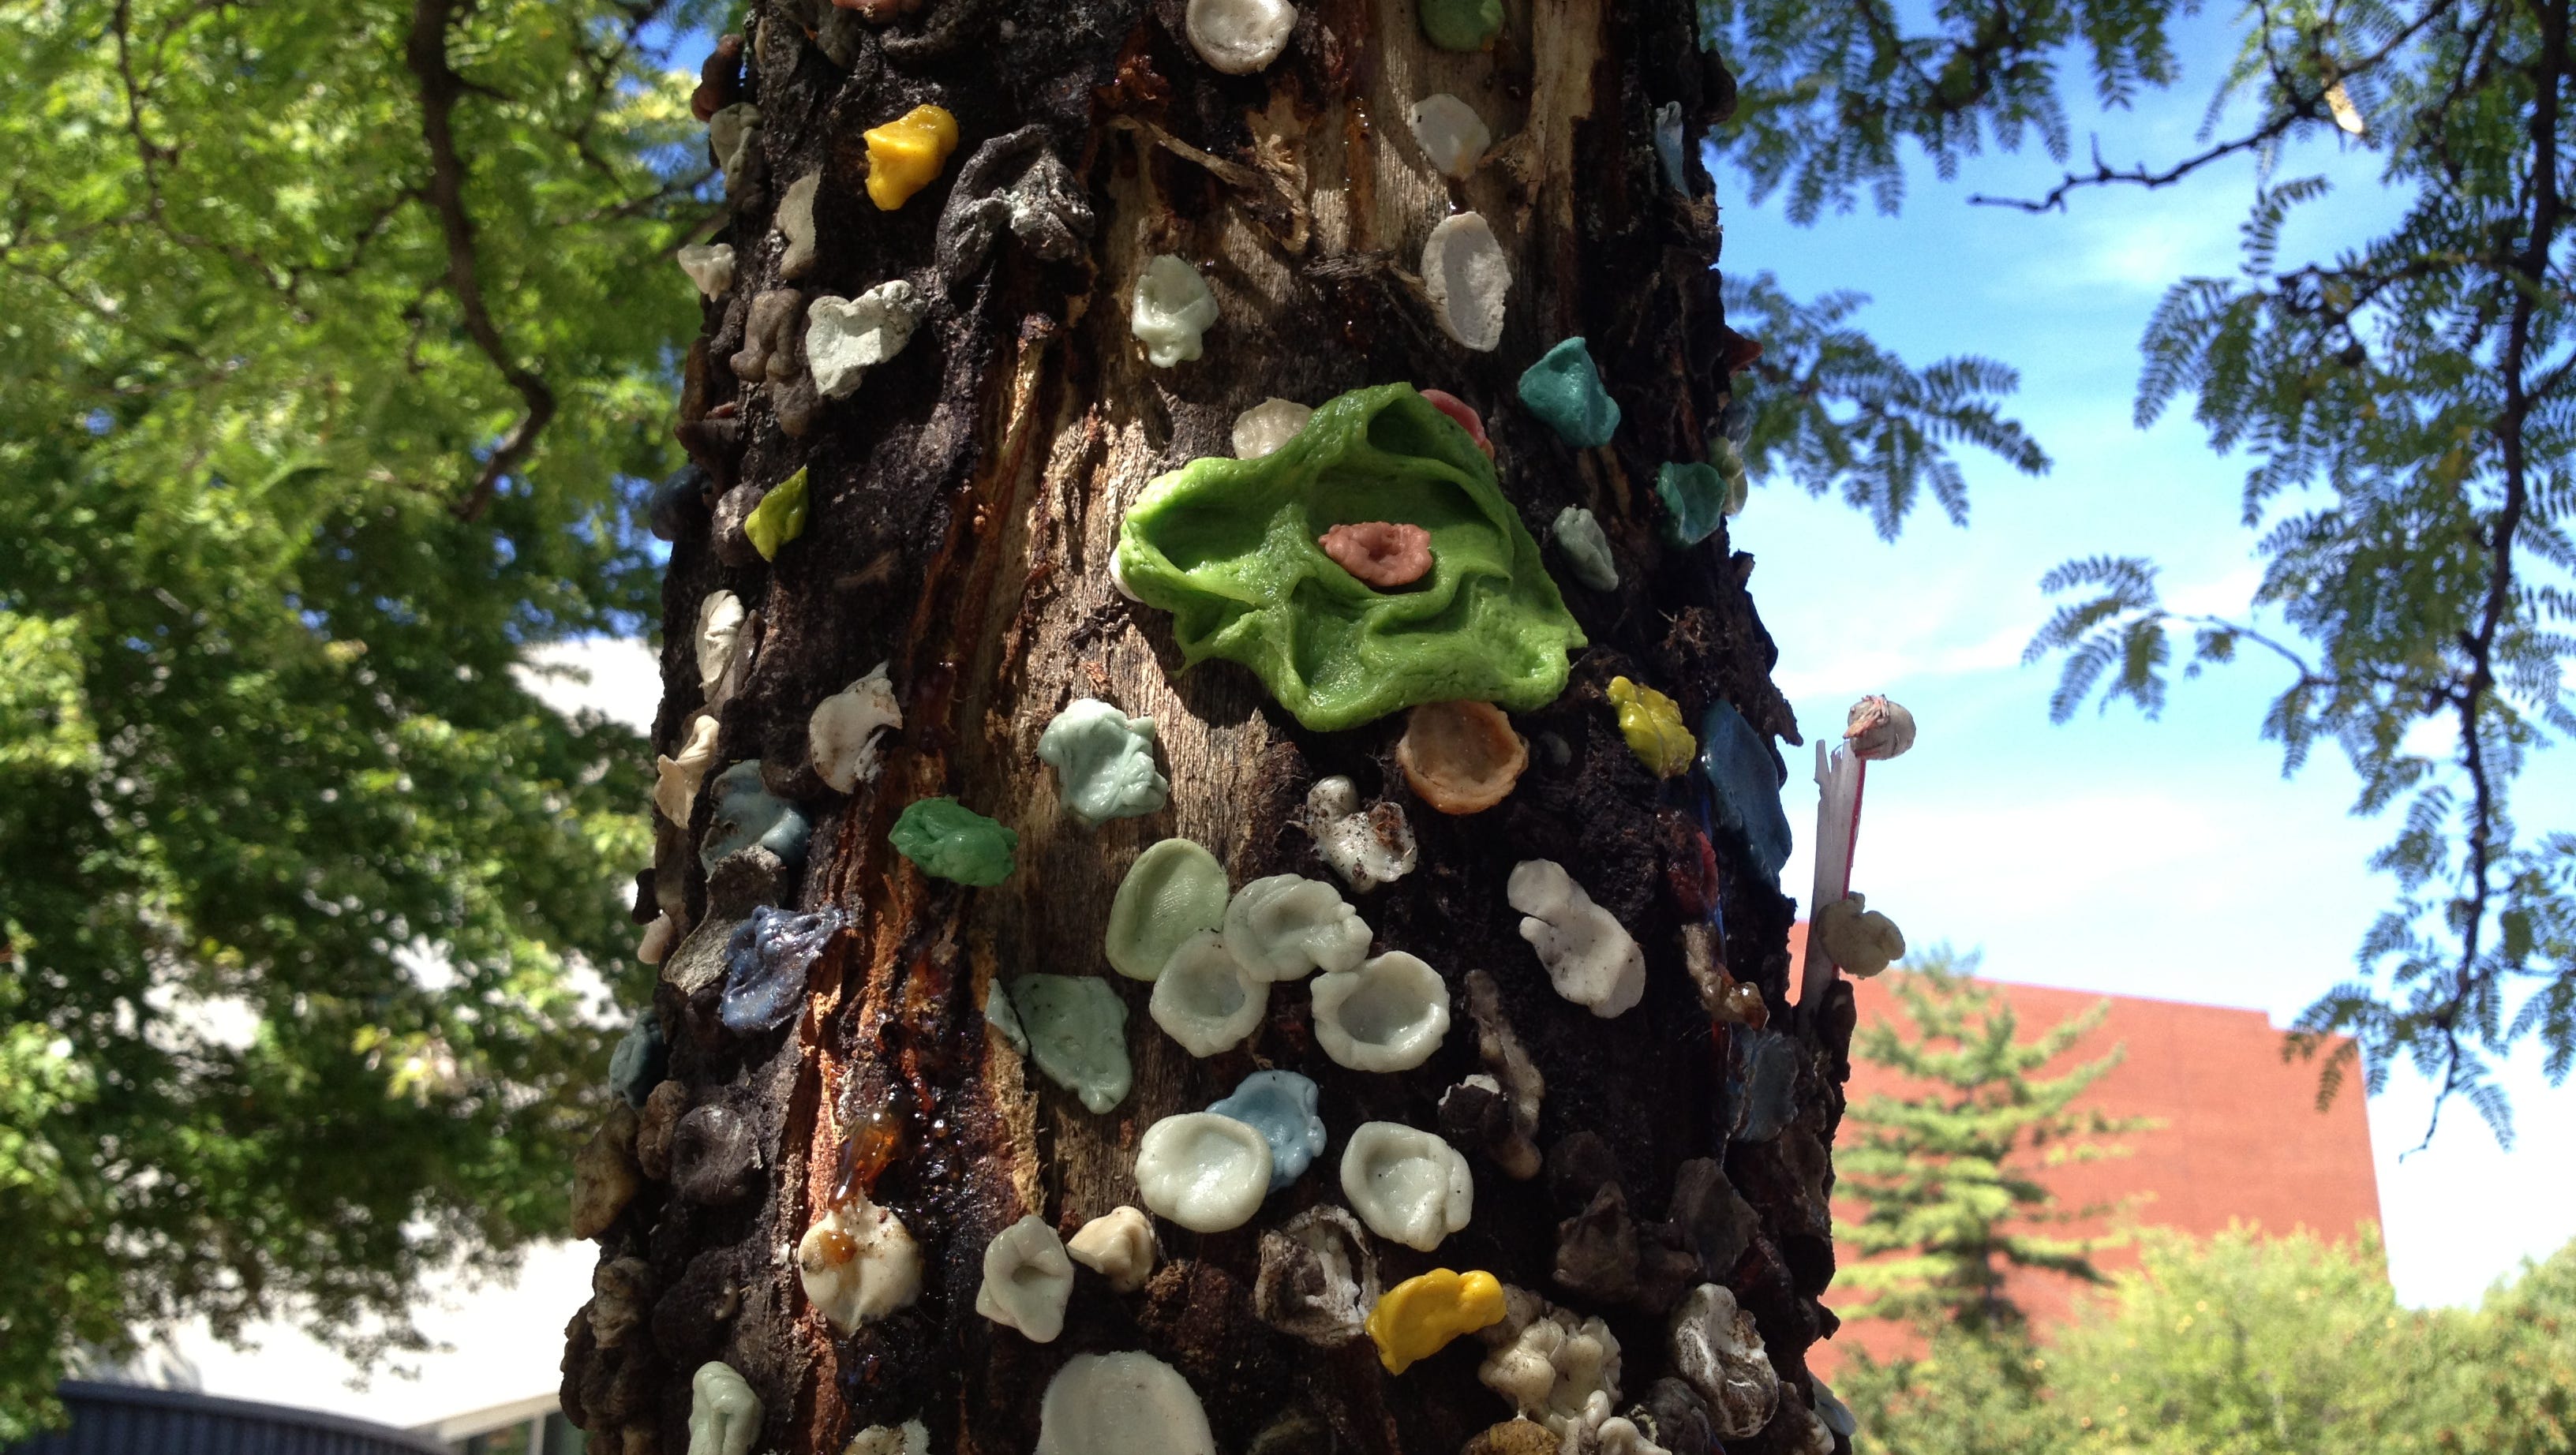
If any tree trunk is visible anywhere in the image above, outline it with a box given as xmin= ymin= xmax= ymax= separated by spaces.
xmin=564 ymin=0 xmax=1855 ymax=1451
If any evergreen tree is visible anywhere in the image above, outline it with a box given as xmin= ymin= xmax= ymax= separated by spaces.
xmin=1833 ymin=948 xmax=2154 ymax=1334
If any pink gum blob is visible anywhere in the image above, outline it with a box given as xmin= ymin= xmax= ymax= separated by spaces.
xmin=1319 ymin=522 xmax=1434 ymax=589
xmin=1418 ymin=388 xmax=1495 ymax=459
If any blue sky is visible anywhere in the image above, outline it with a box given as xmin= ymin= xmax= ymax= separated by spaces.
xmin=1714 ymin=6 xmax=2574 ymax=1307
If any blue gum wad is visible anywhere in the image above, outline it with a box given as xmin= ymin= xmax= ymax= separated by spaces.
xmin=1657 ymin=462 xmax=1736 ymax=547
xmin=608 ymin=1011 xmax=667 ymax=1107
xmin=1724 ymin=1027 xmax=1801 ymax=1143
xmin=701 ymin=761 xmax=812 ymax=873
xmin=1011 ymin=974 xmax=1132 ymax=1113
xmin=1516 ymin=339 xmax=1620 ymax=449
xmin=1114 ymin=384 xmax=1585 ymax=731
xmin=1037 ymin=699 xmax=1170 ymax=826
xmin=721 ymin=906 xmax=847 ymax=1034
xmin=1698 ymin=701 xmax=1792 ymax=881
xmin=889 ymin=798 xmax=1019 ymax=885
xmin=1209 ymin=1069 xmax=1326 ymax=1191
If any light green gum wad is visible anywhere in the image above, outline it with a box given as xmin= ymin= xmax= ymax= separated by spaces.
xmin=1114 ymin=383 xmax=1585 ymax=731
xmin=1038 ymin=699 xmax=1170 ymax=826
xmin=1418 ymin=0 xmax=1503 ymax=51
xmin=744 ymin=466 xmax=810 ymax=560
xmin=1010 ymin=974 xmax=1132 ymax=1113
xmin=1105 ymin=838 xmax=1230 ymax=980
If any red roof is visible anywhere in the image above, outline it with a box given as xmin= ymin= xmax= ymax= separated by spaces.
xmin=1796 ymin=927 xmax=2383 ymax=1369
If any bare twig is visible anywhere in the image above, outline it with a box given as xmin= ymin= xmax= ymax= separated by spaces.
xmin=2175 ymin=612 xmax=2335 ymax=688
xmin=1106 ymin=115 xmax=1311 ymax=255
xmin=1970 ymin=113 xmax=2320 ymax=212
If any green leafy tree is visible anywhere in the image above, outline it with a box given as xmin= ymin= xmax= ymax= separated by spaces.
xmin=2050 ymin=1226 xmax=2423 ymax=1453
xmin=2405 ymin=1235 xmax=2576 ymax=1453
xmin=0 ymin=0 xmax=710 ymax=1433
xmin=1835 ymin=948 xmax=2153 ymax=1334
xmin=1705 ymin=0 xmax=2576 ymax=1144
xmin=2050 ymin=1225 xmax=2576 ymax=1454
xmin=1844 ymin=1225 xmax=2576 ymax=1455
xmin=1829 ymin=1326 xmax=2068 ymax=1455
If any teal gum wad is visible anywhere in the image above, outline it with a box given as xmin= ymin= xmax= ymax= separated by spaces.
xmin=1517 ymin=339 xmax=1620 ymax=449
xmin=889 ymin=798 xmax=1019 ymax=885
xmin=1657 ymin=458 xmax=1747 ymax=547
xmin=702 ymin=761 xmax=812 ymax=872
xmin=1114 ymin=384 xmax=1586 ymax=731
xmin=608 ymin=1012 xmax=666 ymax=1107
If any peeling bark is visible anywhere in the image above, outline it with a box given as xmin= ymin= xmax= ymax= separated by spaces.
xmin=573 ymin=0 xmax=1855 ymax=1450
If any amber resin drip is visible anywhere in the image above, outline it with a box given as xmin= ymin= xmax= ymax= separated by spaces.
xmin=833 ymin=1095 xmax=912 ymax=1207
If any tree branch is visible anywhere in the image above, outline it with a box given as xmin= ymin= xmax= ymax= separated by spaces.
xmin=2174 ymin=612 xmax=2337 ymax=688
xmin=2406 ymin=0 xmax=2573 ymax=1155
xmin=405 ymin=0 xmax=556 ymax=523
xmin=1970 ymin=109 xmax=2321 ymax=213
xmin=1967 ymin=0 xmax=2447 ymax=212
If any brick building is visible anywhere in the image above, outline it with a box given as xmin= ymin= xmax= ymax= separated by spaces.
xmin=1806 ymin=929 xmax=2383 ymax=1368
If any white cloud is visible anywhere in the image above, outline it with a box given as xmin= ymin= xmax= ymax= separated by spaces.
xmin=2162 ymin=563 xmax=2265 ymax=618
xmin=515 ymin=637 xmax=660 ymax=734
xmin=1770 ymin=621 xmax=2032 ymax=702
xmin=161 ymin=1240 xmax=594 ymax=1428
xmin=2368 ymin=1057 xmax=2576 ymax=1307
xmin=2078 ymin=209 xmax=2241 ymax=290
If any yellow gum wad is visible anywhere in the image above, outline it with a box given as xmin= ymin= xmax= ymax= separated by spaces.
xmin=1607 ymin=675 xmax=1694 ymax=779
xmin=863 ymin=105 xmax=959 ymax=210
xmin=1365 ymin=1269 xmax=1507 ymax=1375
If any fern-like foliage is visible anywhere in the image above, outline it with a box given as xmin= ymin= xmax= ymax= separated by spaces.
xmin=1702 ymin=0 xmax=2186 ymax=222
xmin=1728 ymin=272 xmax=2051 ymax=540
xmin=1706 ymin=0 xmax=2576 ymax=1142
xmin=2020 ymin=25 xmax=2576 ymax=1143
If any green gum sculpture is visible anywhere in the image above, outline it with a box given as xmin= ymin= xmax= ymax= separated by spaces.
xmin=1106 ymin=838 xmax=1230 ymax=980
xmin=889 ymin=797 xmax=1018 ymax=885
xmin=745 ymin=467 xmax=811 ymax=560
xmin=1010 ymin=974 xmax=1132 ymax=1113
xmin=1114 ymin=384 xmax=1586 ymax=731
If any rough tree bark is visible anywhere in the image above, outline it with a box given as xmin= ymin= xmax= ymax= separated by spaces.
xmin=563 ymin=0 xmax=1857 ymax=1451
